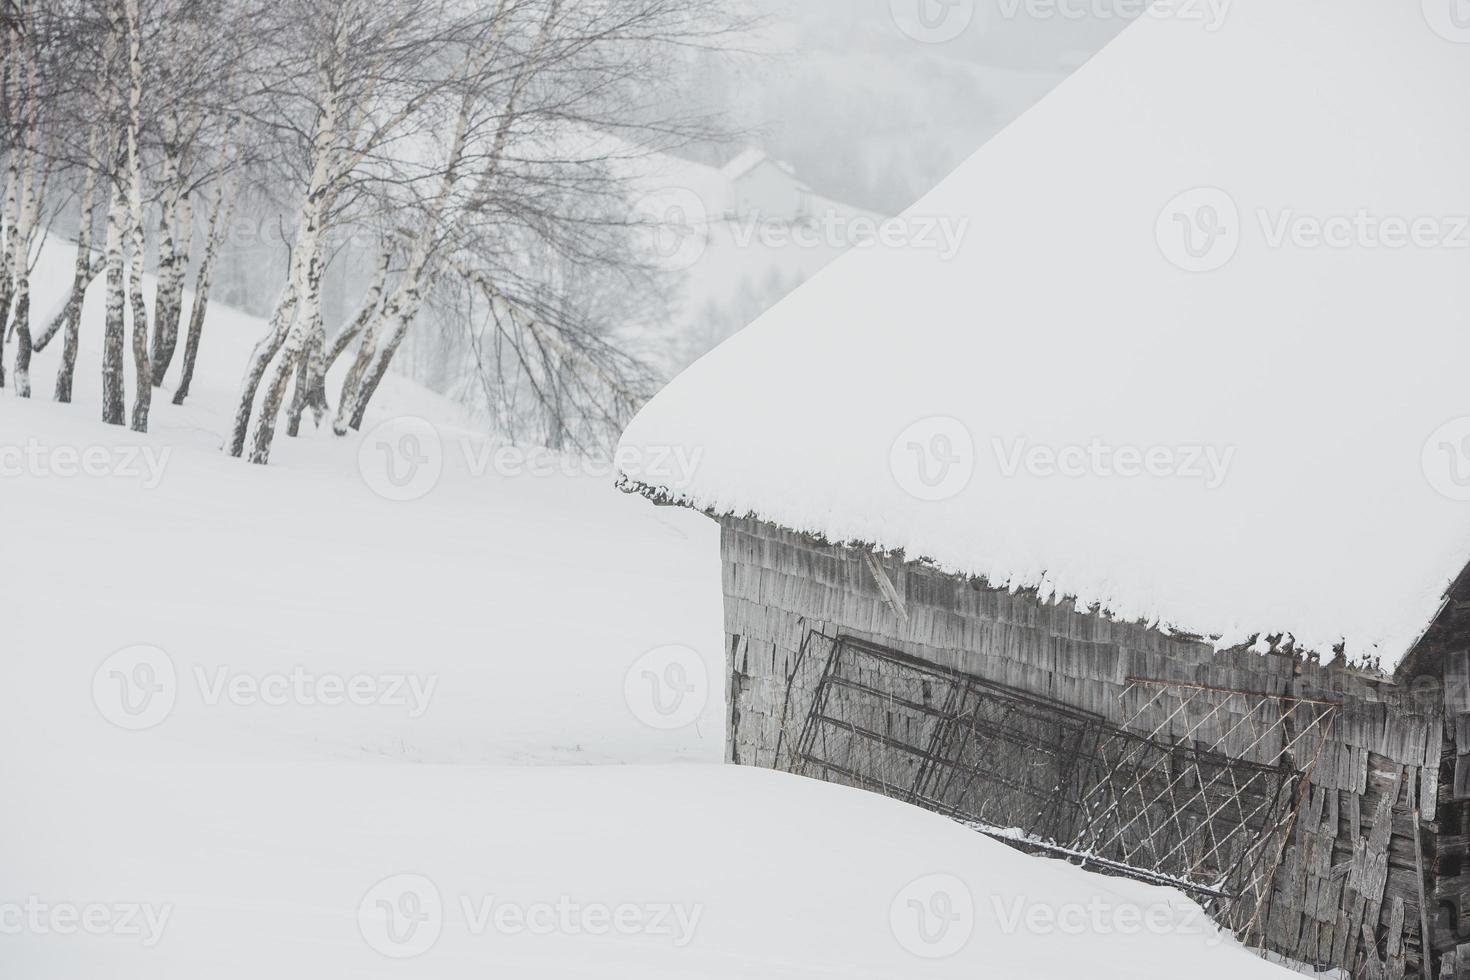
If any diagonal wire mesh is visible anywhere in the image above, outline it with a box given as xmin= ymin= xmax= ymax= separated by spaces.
xmin=1077 ymin=678 xmax=1338 ymax=928
xmin=787 ymin=633 xmax=1338 ymax=915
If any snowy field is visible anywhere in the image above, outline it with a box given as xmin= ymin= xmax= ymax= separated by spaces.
xmin=1 ymin=244 xmax=1298 ymax=977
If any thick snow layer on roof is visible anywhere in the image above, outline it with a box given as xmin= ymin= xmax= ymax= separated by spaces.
xmin=618 ymin=0 xmax=1470 ymax=666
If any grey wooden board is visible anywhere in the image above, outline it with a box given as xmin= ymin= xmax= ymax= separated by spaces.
xmin=1448 ymin=651 xmax=1470 ymax=715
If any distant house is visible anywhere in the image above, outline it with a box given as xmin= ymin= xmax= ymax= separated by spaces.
xmin=620 ymin=4 xmax=1470 ymax=979
xmin=720 ymin=148 xmax=812 ymax=223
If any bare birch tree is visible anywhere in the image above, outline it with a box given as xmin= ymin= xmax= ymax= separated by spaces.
xmin=225 ymin=0 xmax=468 ymax=460
xmin=0 ymin=0 xmax=45 ymax=394
xmin=147 ymin=0 xmax=256 ymax=385
xmin=48 ymin=83 xmax=111 ymax=402
xmin=171 ymin=148 xmax=237 ymax=405
xmin=328 ymin=0 xmax=739 ymax=450
xmin=95 ymin=0 xmax=136 ymax=425
xmin=120 ymin=0 xmax=153 ymax=431
xmin=4 ymin=0 xmax=738 ymax=464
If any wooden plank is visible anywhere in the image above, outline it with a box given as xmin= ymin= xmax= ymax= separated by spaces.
xmin=1317 ymin=881 xmax=1341 ymax=963
xmin=1447 ymin=650 xmax=1470 ymax=714
xmin=1386 ymin=895 xmax=1405 ymax=962
xmin=1347 ymin=891 xmax=1368 ymax=970
xmin=1361 ymin=922 xmax=1385 ymax=980
xmin=1455 ymin=755 xmax=1470 ymax=801
xmin=1335 ymin=907 xmax=1355 ymax=966
xmin=1307 ymin=783 xmax=1327 ymax=832
xmin=863 ymin=550 xmax=909 ymax=627
xmin=1425 ymin=726 xmax=1444 ymax=822
xmin=1458 ymin=944 xmax=1470 ymax=980
xmin=1413 ymin=787 xmax=1435 ymax=980
xmin=1386 ymin=767 xmax=1406 ymax=816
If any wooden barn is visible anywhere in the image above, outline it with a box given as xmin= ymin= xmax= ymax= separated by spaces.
xmin=619 ymin=2 xmax=1470 ymax=977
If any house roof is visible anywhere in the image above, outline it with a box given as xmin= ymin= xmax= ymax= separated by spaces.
xmin=720 ymin=147 xmax=795 ymax=182
xmin=617 ymin=1 xmax=1470 ymax=667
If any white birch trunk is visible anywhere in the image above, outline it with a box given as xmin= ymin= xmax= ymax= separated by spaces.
xmin=0 ymin=5 xmax=34 ymax=387
xmin=153 ymin=187 xmax=194 ymax=381
xmin=308 ymin=244 xmax=391 ymax=433
xmin=226 ymin=66 xmax=342 ymax=457
xmin=173 ymin=171 xmax=234 ymax=406
xmin=9 ymin=159 xmax=40 ymax=398
xmin=47 ymin=32 xmax=115 ymax=404
xmin=11 ymin=264 xmax=33 ymax=397
xmin=336 ymin=270 xmax=424 ymax=432
xmin=101 ymin=163 xmax=129 ymax=425
xmin=284 ymin=302 xmax=325 ymax=437
xmin=343 ymin=294 xmax=419 ymax=431
xmin=0 ymin=155 xmax=20 ymax=388
xmin=123 ymin=0 xmax=151 ymax=432
xmin=333 ymin=5 xmax=556 ymax=429
xmin=37 ymin=141 xmax=102 ymax=352
xmin=328 ymin=243 xmax=391 ymax=369
xmin=149 ymin=121 xmax=182 ymax=362
xmin=149 ymin=109 xmax=197 ymax=383
xmin=332 ymin=83 xmax=480 ymax=433
xmin=246 ymin=228 xmax=326 ymax=463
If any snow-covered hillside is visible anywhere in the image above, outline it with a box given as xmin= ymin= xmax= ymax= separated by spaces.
xmin=3 ymin=243 xmax=1296 ymax=979
xmin=4 ymin=238 xmax=726 ymax=767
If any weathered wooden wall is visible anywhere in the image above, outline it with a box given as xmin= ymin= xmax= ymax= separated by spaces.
xmin=720 ymin=515 xmax=1455 ymax=978
xmin=1400 ymin=577 xmax=1470 ymax=978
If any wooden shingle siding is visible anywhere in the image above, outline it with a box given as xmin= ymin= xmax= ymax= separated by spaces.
xmin=717 ymin=515 xmax=1465 ymax=978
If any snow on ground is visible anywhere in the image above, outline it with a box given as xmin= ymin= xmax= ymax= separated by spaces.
xmin=3 ymin=239 xmax=725 ymax=768
xmin=4 ymin=758 xmax=1298 ymax=979
xmin=620 ymin=0 xmax=1470 ymax=666
xmin=2 ymin=242 xmax=1296 ymax=977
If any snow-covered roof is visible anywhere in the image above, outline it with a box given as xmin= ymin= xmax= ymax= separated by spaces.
xmin=618 ymin=0 xmax=1470 ymax=667
xmin=720 ymin=147 xmax=796 ymax=181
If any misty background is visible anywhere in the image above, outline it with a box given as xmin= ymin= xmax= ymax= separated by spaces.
xmin=5 ymin=0 xmax=1137 ymax=455
xmin=207 ymin=0 xmax=1130 ymax=432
